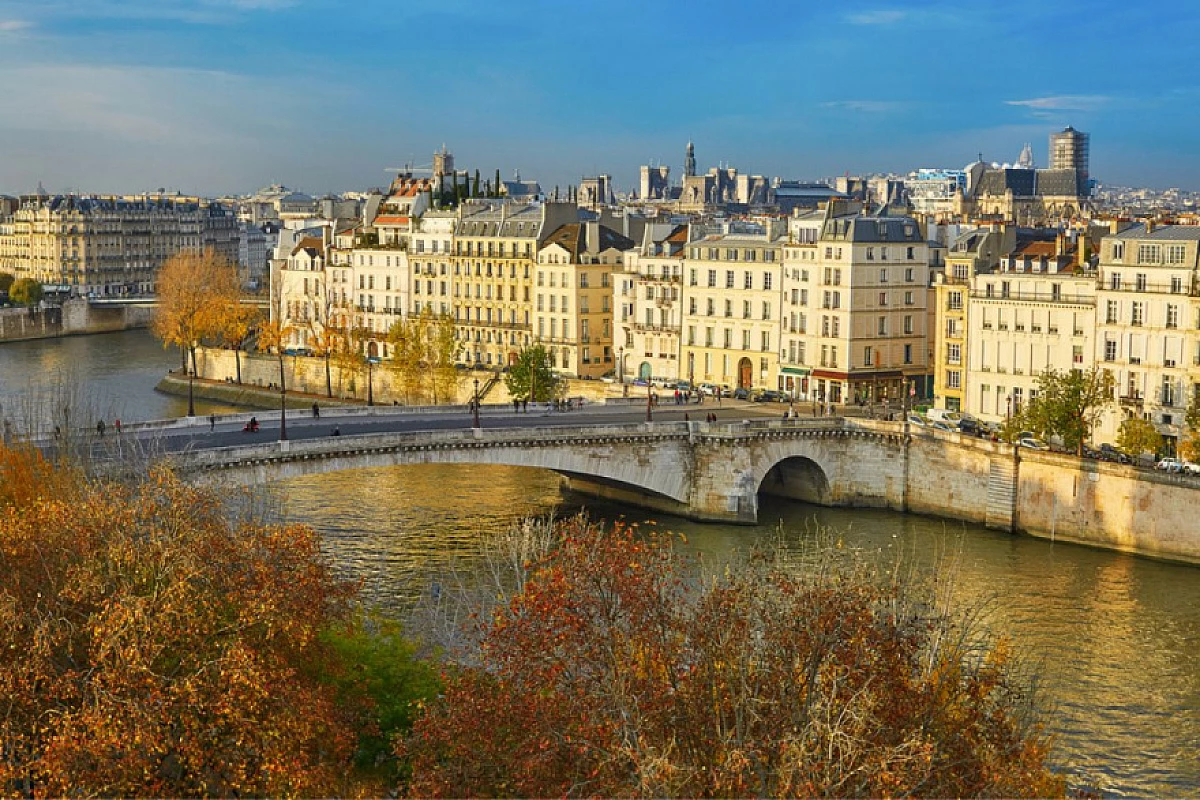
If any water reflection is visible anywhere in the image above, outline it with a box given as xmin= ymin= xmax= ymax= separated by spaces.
xmin=276 ymin=463 xmax=1200 ymax=797
xmin=0 ymin=329 xmax=245 ymax=424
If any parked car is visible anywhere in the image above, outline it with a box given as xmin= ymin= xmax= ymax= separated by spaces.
xmin=697 ymin=382 xmax=720 ymax=397
xmin=1156 ymin=457 xmax=1184 ymax=473
xmin=1098 ymin=443 xmax=1130 ymax=464
xmin=929 ymin=420 xmax=956 ymax=432
xmin=1182 ymin=461 xmax=1200 ymax=476
xmin=732 ymin=387 xmax=751 ymax=400
xmin=957 ymin=416 xmax=986 ymax=437
xmin=753 ymin=389 xmax=787 ymax=403
xmin=907 ymin=413 xmax=928 ymax=427
xmin=1018 ymin=437 xmax=1051 ymax=451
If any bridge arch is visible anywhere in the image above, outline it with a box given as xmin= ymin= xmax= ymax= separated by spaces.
xmin=757 ymin=455 xmax=831 ymax=505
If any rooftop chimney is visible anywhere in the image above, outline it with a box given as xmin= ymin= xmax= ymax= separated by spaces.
xmin=1145 ymin=219 xmax=1155 ymax=234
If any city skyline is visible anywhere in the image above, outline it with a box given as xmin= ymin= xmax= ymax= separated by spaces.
xmin=2 ymin=0 xmax=1199 ymax=196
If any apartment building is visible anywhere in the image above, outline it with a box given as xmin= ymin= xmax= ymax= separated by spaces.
xmin=451 ymin=200 xmax=578 ymax=368
xmin=1093 ymin=222 xmax=1200 ymax=451
xmin=535 ymin=221 xmax=632 ymax=378
xmin=780 ymin=211 xmax=824 ymax=399
xmin=278 ymin=231 xmax=329 ymax=352
xmin=679 ymin=221 xmax=785 ymax=391
xmin=784 ymin=202 xmax=929 ymax=406
xmin=0 ymin=194 xmax=238 ymax=296
xmin=964 ymin=231 xmax=1095 ymax=422
xmin=615 ymin=223 xmax=688 ymax=384
xmin=932 ymin=226 xmax=1010 ymax=412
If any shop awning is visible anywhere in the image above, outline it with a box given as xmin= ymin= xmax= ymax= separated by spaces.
xmin=781 ymin=366 xmax=811 ymax=376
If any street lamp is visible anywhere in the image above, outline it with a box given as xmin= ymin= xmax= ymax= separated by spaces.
xmin=367 ymin=358 xmax=375 ymax=406
xmin=618 ymin=346 xmax=624 ymax=384
xmin=646 ymin=378 xmax=653 ymax=423
xmin=279 ymin=354 xmax=287 ymax=442
xmin=472 ymin=377 xmax=481 ymax=428
xmin=186 ymin=344 xmax=196 ymax=417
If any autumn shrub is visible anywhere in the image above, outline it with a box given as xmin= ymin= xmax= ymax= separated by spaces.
xmin=401 ymin=517 xmax=1067 ymax=798
xmin=0 ymin=445 xmax=433 ymax=798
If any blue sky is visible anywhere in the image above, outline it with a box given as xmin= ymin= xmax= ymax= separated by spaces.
xmin=1 ymin=0 xmax=1198 ymax=197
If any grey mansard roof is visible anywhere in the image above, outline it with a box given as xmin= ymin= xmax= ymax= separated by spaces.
xmin=822 ymin=215 xmax=922 ymax=243
xmin=1112 ymin=223 xmax=1200 ymax=241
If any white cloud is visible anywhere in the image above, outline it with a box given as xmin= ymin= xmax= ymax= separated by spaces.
xmin=0 ymin=19 xmax=33 ymax=32
xmin=822 ymin=100 xmax=902 ymax=113
xmin=1006 ymin=95 xmax=1111 ymax=112
xmin=846 ymin=9 xmax=907 ymax=25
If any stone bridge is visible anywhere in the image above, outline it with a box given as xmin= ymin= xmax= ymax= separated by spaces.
xmin=169 ymin=418 xmax=919 ymax=524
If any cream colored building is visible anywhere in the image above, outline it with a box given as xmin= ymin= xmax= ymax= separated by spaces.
xmin=932 ymin=226 xmax=1010 ymax=412
xmin=782 ymin=202 xmax=929 ymax=406
xmin=0 ymin=194 xmax=238 ymax=296
xmin=1093 ymin=222 xmax=1200 ymax=452
xmin=451 ymin=200 xmax=578 ymax=368
xmin=679 ymin=221 xmax=785 ymax=391
xmin=535 ymin=221 xmax=632 ymax=378
xmin=964 ymin=233 xmax=1094 ymax=423
xmin=779 ymin=211 xmax=823 ymax=399
xmin=615 ymin=223 xmax=689 ymax=384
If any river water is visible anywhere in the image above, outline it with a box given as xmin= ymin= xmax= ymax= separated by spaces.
xmin=2 ymin=330 xmax=1198 ymax=796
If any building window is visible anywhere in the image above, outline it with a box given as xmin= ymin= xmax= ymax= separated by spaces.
xmin=744 ymin=271 xmax=753 ymax=289
xmin=864 ymin=345 xmax=873 ymax=366
xmin=1104 ymin=339 xmax=1117 ymax=361
xmin=1110 ymin=273 xmax=1122 ymax=290
xmin=878 ymin=316 xmax=887 ymax=335
xmin=1073 ymin=345 xmax=1084 ymax=365
xmin=948 ymin=292 xmax=962 ymax=311
xmin=708 ymin=269 xmax=717 ymax=288
xmin=1131 ymin=302 xmax=1144 ymax=326
xmin=947 ymin=343 xmax=961 ymax=365
xmin=1106 ymin=300 xmax=1118 ymax=324
xmin=879 ymin=292 xmax=888 ymax=306
xmin=1167 ymin=304 xmax=1179 ymax=329
xmin=947 ymin=370 xmax=961 ymax=389
xmin=904 ymin=315 xmax=913 ymax=334
xmin=1137 ymin=244 xmax=1160 ymax=264
xmin=903 ymin=344 xmax=912 ymax=364
xmin=726 ymin=270 xmax=735 ymax=288
xmin=763 ymin=272 xmax=772 ymax=290
xmin=1167 ymin=244 xmax=1186 ymax=264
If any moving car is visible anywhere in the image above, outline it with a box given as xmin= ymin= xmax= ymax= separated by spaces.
xmin=1018 ymin=437 xmax=1051 ymax=451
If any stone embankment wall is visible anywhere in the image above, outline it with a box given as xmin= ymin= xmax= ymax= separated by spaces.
xmin=1015 ymin=452 xmax=1200 ymax=562
xmin=191 ymin=346 xmax=624 ymax=407
xmin=0 ymin=300 xmax=153 ymax=342
xmin=900 ymin=431 xmax=1200 ymax=564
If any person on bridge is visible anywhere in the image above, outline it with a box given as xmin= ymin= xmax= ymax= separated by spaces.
xmin=96 ymin=420 xmax=105 ymax=437
xmin=312 ymin=402 xmax=320 ymax=419
xmin=331 ymin=426 xmax=340 ymax=436
xmin=209 ymin=413 xmax=216 ymax=432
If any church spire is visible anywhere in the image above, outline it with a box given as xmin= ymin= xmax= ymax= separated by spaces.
xmin=684 ymin=140 xmax=696 ymax=178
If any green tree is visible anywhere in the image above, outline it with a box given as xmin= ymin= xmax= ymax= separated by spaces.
xmin=427 ymin=311 xmax=462 ymax=404
xmin=1117 ymin=416 xmax=1161 ymax=460
xmin=504 ymin=344 xmax=561 ymax=403
xmin=9 ymin=277 xmax=42 ymax=306
xmin=0 ymin=272 xmax=14 ymax=296
xmin=1022 ymin=367 xmax=1115 ymax=455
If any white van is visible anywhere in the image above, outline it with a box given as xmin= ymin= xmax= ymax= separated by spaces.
xmin=925 ymin=408 xmax=962 ymax=425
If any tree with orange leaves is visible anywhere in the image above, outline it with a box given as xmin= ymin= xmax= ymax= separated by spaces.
xmin=401 ymin=517 xmax=1069 ymax=798
xmin=0 ymin=444 xmax=434 ymax=797
xmin=152 ymin=248 xmax=240 ymax=416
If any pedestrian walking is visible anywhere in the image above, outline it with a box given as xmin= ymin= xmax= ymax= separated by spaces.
xmin=513 ymin=398 xmax=520 ymax=413
xmin=684 ymin=412 xmax=690 ymax=422
xmin=312 ymin=402 xmax=320 ymax=419
xmin=209 ymin=413 xmax=216 ymax=432
xmin=96 ymin=420 xmax=105 ymax=437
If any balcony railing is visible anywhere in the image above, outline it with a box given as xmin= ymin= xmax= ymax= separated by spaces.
xmin=970 ymin=290 xmax=1095 ymax=306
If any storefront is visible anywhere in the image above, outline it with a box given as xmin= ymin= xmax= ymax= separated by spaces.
xmin=779 ymin=366 xmax=811 ymax=400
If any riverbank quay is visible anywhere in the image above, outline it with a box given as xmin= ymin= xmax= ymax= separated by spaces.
xmin=0 ymin=298 xmax=152 ymax=342
xmin=155 ymin=372 xmax=362 ymax=412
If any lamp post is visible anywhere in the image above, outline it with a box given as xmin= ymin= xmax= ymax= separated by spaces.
xmin=646 ymin=378 xmax=653 ymax=423
xmin=186 ymin=344 xmax=196 ymax=417
xmin=473 ymin=377 xmax=481 ymax=428
xmin=618 ymin=346 xmax=624 ymax=384
xmin=278 ymin=351 xmax=287 ymax=442
xmin=367 ymin=358 xmax=374 ymax=406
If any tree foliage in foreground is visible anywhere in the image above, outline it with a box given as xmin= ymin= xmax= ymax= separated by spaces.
xmin=0 ymin=445 xmax=436 ymax=797
xmin=8 ymin=278 xmax=42 ymax=307
xmin=401 ymin=518 xmax=1067 ymax=798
